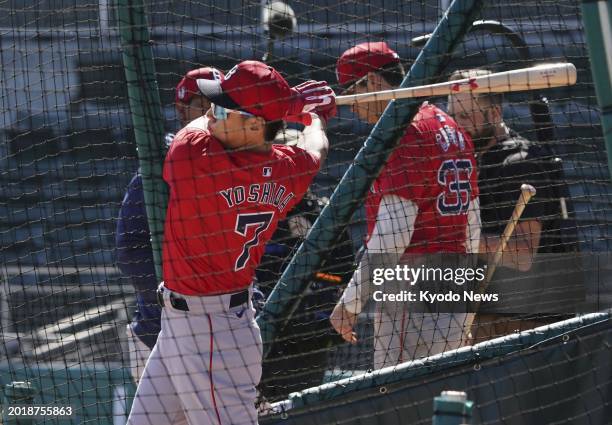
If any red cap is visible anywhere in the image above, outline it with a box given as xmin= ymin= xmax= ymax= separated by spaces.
xmin=197 ymin=60 xmax=293 ymax=122
xmin=175 ymin=67 xmax=224 ymax=105
xmin=336 ymin=41 xmax=401 ymax=87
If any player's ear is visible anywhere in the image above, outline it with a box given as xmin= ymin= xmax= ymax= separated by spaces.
xmin=368 ymin=71 xmax=392 ymax=91
xmin=199 ymin=97 xmax=212 ymax=114
xmin=366 ymin=71 xmax=383 ymax=90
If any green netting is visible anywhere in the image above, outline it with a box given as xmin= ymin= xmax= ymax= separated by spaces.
xmin=0 ymin=1 xmax=610 ymax=424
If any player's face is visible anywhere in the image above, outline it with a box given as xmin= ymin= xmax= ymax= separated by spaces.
xmin=348 ymin=73 xmax=391 ymax=124
xmin=206 ymin=104 xmax=267 ymax=151
xmin=177 ymin=95 xmax=212 ymax=127
xmin=448 ymin=92 xmax=496 ymax=147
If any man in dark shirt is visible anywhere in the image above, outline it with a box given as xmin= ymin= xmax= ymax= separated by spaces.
xmin=448 ymin=69 xmax=566 ymax=341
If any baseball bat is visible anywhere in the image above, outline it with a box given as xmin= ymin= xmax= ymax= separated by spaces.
xmin=482 ymin=184 xmax=537 ymax=285
xmin=336 ymin=63 xmax=576 ymax=105
xmin=463 ymin=184 xmax=536 ymax=343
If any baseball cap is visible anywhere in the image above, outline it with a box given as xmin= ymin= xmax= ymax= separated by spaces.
xmin=175 ymin=67 xmax=225 ymax=105
xmin=197 ymin=60 xmax=293 ymax=122
xmin=336 ymin=41 xmax=401 ymax=88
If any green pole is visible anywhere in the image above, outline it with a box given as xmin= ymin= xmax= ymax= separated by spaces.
xmin=115 ymin=0 xmax=168 ymax=281
xmin=257 ymin=0 xmax=484 ymax=356
xmin=581 ymin=0 xmax=612 ymax=180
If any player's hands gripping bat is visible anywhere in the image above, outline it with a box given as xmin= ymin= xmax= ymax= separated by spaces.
xmin=286 ymin=80 xmax=337 ymax=125
xmin=463 ymin=184 xmax=537 ymax=340
xmin=482 ymin=184 xmax=537 ymax=286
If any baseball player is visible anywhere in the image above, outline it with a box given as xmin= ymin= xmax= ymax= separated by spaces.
xmin=117 ymin=67 xmax=224 ymax=392
xmin=175 ymin=68 xmax=224 ymax=129
xmin=126 ymin=60 xmax=336 ymax=425
xmin=329 ymin=42 xmax=481 ymax=368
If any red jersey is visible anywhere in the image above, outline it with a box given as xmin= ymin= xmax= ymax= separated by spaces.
xmin=162 ymin=128 xmax=320 ymax=295
xmin=365 ymin=103 xmax=479 ymax=253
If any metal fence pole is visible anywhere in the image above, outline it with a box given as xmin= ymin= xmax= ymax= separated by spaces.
xmin=115 ymin=0 xmax=168 ymax=281
xmin=581 ymin=0 xmax=612 ymax=180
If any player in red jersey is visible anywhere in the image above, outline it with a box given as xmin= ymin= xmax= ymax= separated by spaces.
xmin=329 ymin=42 xmax=481 ymax=368
xmin=118 ymin=70 xmax=225 ymax=425
xmin=126 ymin=60 xmax=336 ymax=425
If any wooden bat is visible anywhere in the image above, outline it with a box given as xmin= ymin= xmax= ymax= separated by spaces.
xmin=482 ymin=184 xmax=537 ymax=286
xmin=463 ymin=184 xmax=536 ymax=343
xmin=481 ymin=184 xmax=536 ymax=286
xmin=336 ymin=63 xmax=576 ymax=105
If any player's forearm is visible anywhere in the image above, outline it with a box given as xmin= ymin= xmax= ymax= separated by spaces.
xmin=479 ymin=220 xmax=541 ymax=271
xmin=297 ymin=114 xmax=329 ymax=163
xmin=480 ymin=236 xmax=532 ymax=270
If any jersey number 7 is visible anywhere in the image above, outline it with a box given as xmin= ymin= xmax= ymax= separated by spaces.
xmin=234 ymin=212 xmax=275 ymax=271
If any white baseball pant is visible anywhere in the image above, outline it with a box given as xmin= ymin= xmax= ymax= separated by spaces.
xmin=126 ymin=324 xmax=189 ymax=425
xmin=126 ymin=284 xmax=262 ymax=425
xmin=126 ymin=324 xmax=152 ymax=385
xmin=373 ymin=302 xmax=473 ymax=369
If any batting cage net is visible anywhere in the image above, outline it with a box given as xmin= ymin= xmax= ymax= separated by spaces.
xmin=0 ymin=0 xmax=611 ymax=424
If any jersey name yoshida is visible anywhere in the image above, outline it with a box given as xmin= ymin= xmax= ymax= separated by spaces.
xmin=162 ymin=129 xmax=319 ymax=295
xmin=219 ymin=183 xmax=295 ymax=214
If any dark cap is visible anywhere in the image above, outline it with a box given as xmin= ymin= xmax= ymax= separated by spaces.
xmin=336 ymin=41 xmax=401 ymax=87
xmin=175 ymin=67 xmax=224 ymax=105
xmin=197 ymin=60 xmax=293 ymax=122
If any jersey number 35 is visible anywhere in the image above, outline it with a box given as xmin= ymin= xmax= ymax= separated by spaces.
xmin=437 ymin=159 xmax=473 ymax=215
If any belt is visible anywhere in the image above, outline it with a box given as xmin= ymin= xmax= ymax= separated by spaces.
xmin=156 ymin=287 xmax=249 ymax=312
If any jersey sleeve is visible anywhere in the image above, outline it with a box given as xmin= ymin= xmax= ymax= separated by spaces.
xmin=466 ymin=196 xmax=481 ymax=253
xmin=163 ymin=129 xmax=214 ymax=187
xmin=115 ymin=173 xmax=157 ymax=288
xmin=278 ymin=145 xmax=321 ymax=198
xmin=340 ymin=194 xmax=418 ymax=314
